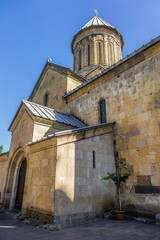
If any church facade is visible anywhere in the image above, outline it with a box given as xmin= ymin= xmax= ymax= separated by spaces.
xmin=0 ymin=13 xmax=160 ymax=224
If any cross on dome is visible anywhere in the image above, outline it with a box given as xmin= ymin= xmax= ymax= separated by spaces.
xmin=94 ymin=9 xmax=98 ymax=16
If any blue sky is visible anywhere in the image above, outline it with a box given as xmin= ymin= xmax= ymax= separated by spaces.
xmin=0 ymin=0 xmax=160 ymax=152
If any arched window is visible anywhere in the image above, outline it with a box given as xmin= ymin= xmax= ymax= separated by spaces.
xmin=98 ymin=42 xmax=101 ymax=62
xmin=99 ymin=99 xmax=106 ymax=123
xmin=88 ymin=45 xmax=90 ymax=66
xmin=108 ymin=43 xmax=112 ymax=65
xmin=79 ymin=49 xmax=81 ymax=70
xmin=45 ymin=94 xmax=48 ymax=107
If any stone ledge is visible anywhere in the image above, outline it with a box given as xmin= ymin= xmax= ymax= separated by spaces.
xmin=125 ymin=210 xmax=155 ymax=221
xmin=25 ymin=208 xmax=53 ymax=225
xmin=54 ymin=211 xmax=103 ymax=226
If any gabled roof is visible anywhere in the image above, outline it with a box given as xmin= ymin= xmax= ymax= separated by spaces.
xmin=85 ymin=64 xmax=107 ymax=78
xmin=28 ymin=61 xmax=87 ymax=101
xmin=8 ymin=100 xmax=86 ymax=131
xmin=82 ymin=15 xmax=115 ymax=30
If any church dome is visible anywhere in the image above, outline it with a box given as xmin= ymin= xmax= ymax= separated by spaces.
xmin=71 ymin=12 xmax=124 ymax=78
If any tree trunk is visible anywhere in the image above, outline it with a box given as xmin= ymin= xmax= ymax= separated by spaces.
xmin=117 ymin=186 xmax=121 ymax=211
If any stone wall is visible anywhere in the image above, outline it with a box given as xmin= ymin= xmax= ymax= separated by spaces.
xmin=32 ymin=121 xmax=74 ymax=141
xmin=9 ymin=108 xmax=34 ymax=156
xmin=23 ymin=124 xmax=115 ymax=224
xmin=54 ymin=125 xmax=116 ymax=224
xmin=30 ymin=65 xmax=82 ymax=112
xmin=4 ymin=104 xmax=74 ymax=210
xmin=65 ymin=42 xmax=160 ymax=212
xmin=0 ymin=153 xmax=8 ymax=203
xmin=23 ymin=138 xmax=57 ymax=214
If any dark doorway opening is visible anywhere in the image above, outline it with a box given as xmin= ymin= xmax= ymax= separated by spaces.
xmin=15 ymin=158 xmax=27 ymax=210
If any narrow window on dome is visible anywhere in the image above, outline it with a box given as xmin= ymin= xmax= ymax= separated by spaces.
xmin=45 ymin=94 xmax=48 ymax=107
xmin=117 ymin=47 xmax=119 ymax=61
xmin=98 ymin=42 xmax=101 ymax=62
xmin=109 ymin=44 xmax=112 ymax=65
xmin=74 ymin=54 xmax=76 ymax=71
xmin=100 ymin=99 xmax=106 ymax=123
xmin=79 ymin=50 xmax=81 ymax=70
xmin=93 ymin=150 xmax=95 ymax=168
xmin=88 ymin=45 xmax=90 ymax=66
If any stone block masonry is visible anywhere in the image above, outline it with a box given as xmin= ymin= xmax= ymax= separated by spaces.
xmin=65 ymin=41 xmax=160 ymax=213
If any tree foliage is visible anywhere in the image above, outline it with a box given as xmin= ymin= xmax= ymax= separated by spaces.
xmin=99 ymin=158 xmax=133 ymax=210
xmin=0 ymin=145 xmax=3 ymax=154
xmin=99 ymin=171 xmax=131 ymax=188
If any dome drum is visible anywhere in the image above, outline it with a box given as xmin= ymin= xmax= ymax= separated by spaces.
xmin=71 ymin=14 xmax=124 ymax=77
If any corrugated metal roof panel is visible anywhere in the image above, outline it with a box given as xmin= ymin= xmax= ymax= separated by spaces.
xmin=82 ymin=15 xmax=115 ymax=30
xmin=24 ymin=101 xmax=41 ymax=117
xmin=23 ymin=100 xmax=86 ymax=128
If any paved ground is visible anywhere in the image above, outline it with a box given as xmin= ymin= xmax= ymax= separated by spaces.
xmin=0 ymin=213 xmax=160 ymax=240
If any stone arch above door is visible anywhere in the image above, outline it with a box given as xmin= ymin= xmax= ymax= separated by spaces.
xmin=4 ymin=147 xmax=27 ymax=209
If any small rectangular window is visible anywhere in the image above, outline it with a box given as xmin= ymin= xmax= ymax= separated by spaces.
xmin=93 ymin=150 xmax=95 ymax=168
xmin=45 ymin=94 xmax=48 ymax=107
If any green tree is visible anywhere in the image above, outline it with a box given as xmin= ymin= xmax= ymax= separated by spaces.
xmin=0 ymin=145 xmax=3 ymax=154
xmin=99 ymin=158 xmax=132 ymax=211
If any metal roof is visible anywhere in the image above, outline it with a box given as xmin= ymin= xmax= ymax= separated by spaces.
xmin=23 ymin=100 xmax=86 ymax=128
xmin=82 ymin=15 xmax=115 ymax=30
xmin=27 ymin=122 xmax=115 ymax=146
xmin=8 ymin=100 xmax=86 ymax=131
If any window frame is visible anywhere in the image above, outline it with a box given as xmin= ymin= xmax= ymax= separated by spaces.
xmin=99 ymin=99 xmax=107 ymax=123
xmin=44 ymin=93 xmax=49 ymax=107
xmin=98 ymin=42 xmax=101 ymax=62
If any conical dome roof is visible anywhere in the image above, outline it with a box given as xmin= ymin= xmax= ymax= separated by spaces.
xmin=71 ymin=11 xmax=124 ymax=53
xmin=82 ymin=15 xmax=115 ymax=30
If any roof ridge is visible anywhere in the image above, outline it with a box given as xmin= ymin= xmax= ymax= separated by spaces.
xmin=28 ymin=61 xmax=87 ymax=102
xmin=9 ymin=100 xmax=86 ymax=131
xmin=24 ymin=100 xmax=82 ymax=118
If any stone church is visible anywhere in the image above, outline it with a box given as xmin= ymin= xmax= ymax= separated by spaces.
xmin=0 ymin=12 xmax=160 ymax=224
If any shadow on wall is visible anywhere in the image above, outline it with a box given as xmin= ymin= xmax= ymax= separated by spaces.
xmin=53 ymin=189 xmax=108 ymax=226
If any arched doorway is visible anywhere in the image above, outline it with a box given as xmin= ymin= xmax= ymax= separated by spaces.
xmin=15 ymin=158 xmax=27 ymax=210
